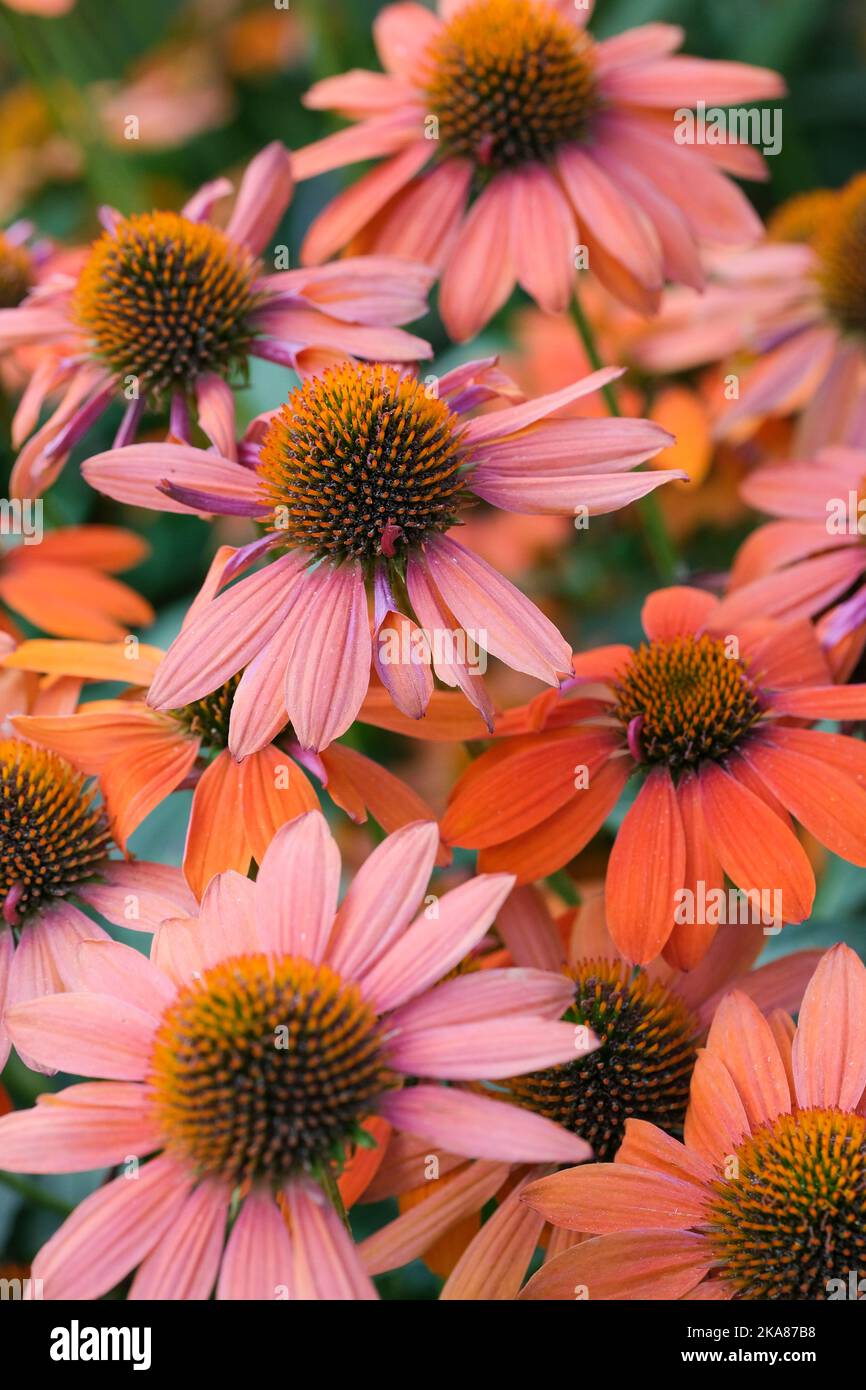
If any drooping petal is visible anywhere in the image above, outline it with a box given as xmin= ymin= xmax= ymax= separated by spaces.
xmin=130 ymin=1180 xmax=229 ymax=1301
xmin=605 ymin=768 xmax=686 ymax=964
xmin=216 ymin=1189 xmax=293 ymax=1301
xmin=286 ymin=1183 xmax=378 ymax=1300
xmin=33 ymin=1154 xmax=193 ymax=1301
xmin=284 ymin=561 xmax=372 ymax=751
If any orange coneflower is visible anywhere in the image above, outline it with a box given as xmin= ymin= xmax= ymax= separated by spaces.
xmin=519 ymin=943 xmax=866 ymax=1300
xmin=0 ymin=524 xmax=152 ymax=641
xmin=443 ymin=585 xmax=866 ymax=965
xmin=292 ymin=0 xmax=782 ymax=338
xmin=4 ymin=617 xmax=484 ymax=896
xmin=357 ymin=884 xmax=820 ymax=1292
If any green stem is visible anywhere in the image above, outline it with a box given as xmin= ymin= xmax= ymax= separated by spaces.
xmin=318 ymin=1164 xmax=351 ymax=1233
xmin=569 ymin=291 xmax=680 ymax=584
xmin=0 ymin=1169 xmax=73 ymax=1217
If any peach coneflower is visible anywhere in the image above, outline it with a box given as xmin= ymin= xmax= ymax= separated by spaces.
xmin=633 ymin=176 xmax=866 ymax=454
xmin=293 ymin=0 xmax=782 ymax=338
xmin=5 ymin=629 xmax=450 ymax=897
xmin=0 ymin=523 xmax=152 ymax=641
xmin=357 ymin=884 xmax=819 ymax=1293
xmin=0 ymin=142 xmax=435 ymax=499
xmin=443 ymin=585 xmax=866 ymax=965
xmin=0 ymin=734 xmax=195 ymax=1072
xmin=519 ymin=944 xmax=866 ymax=1300
xmin=82 ymin=357 xmax=677 ymax=749
xmin=0 ymin=813 xmax=594 ymax=1299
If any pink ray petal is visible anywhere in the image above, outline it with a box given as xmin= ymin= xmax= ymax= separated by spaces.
xmin=197 ymin=870 xmax=259 ymax=964
xmin=83 ymin=443 xmax=261 ymax=514
xmin=301 ymin=139 xmax=431 ymax=263
xmin=510 ymin=164 xmax=576 ymax=314
xmin=594 ymin=24 xmax=684 ymax=75
xmin=71 ymin=939 xmax=175 ymax=1018
xmin=225 ymin=141 xmax=293 ymax=255
xmin=558 ymin=145 xmax=663 ymax=289
xmin=385 ymin=1015 xmax=593 ymax=1079
xmin=195 ymin=374 xmax=238 ymax=460
xmin=373 ymin=2 xmax=441 ymax=77
xmin=379 ymin=1085 xmax=592 ymax=1163
xmin=130 ymin=1179 xmax=229 ymax=1300
xmin=361 ymin=1159 xmax=509 ymax=1277
xmin=148 ymin=552 xmax=308 ymax=709
xmin=181 ymin=175 xmax=233 ymax=222
xmin=421 ymin=535 xmax=572 ymax=684
xmin=792 ymin=944 xmax=866 ymax=1112
xmin=405 ymin=557 xmax=495 ymax=729
xmin=79 ymin=859 xmax=197 ymax=930
xmin=284 ymin=560 xmax=372 ymax=751
xmin=389 ymin=965 xmax=573 ymax=1031
xmin=227 ymin=633 xmax=291 ymax=759
xmin=7 ymin=991 xmax=156 ymax=1079
xmin=327 ymin=820 xmax=439 ymax=978
xmin=438 ymin=173 xmax=517 ymax=342
xmin=33 ymin=1154 xmax=193 ymax=1301
xmin=0 ymin=1081 xmax=160 ymax=1173
xmin=255 ymin=811 xmax=340 ymax=962
xmin=287 ymin=1182 xmax=378 ymax=1300
xmin=358 ymin=872 xmax=514 ymax=1012
xmin=463 ymin=366 xmax=625 ymax=446
xmin=216 ymin=1189 xmax=294 ymax=1300
xmin=371 ymin=158 xmax=472 ymax=272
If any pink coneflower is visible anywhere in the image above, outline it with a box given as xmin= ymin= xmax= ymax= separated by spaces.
xmin=82 ymin=356 xmax=678 ymax=749
xmin=0 ymin=735 xmax=195 ymax=1072
xmin=719 ymin=444 xmax=866 ymax=678
xmin=632 ymin=177 xmax=866 ymax=454
xmin=0 ymin=812 xmax=595 ymax=1300
xmin=519 ymin=943 xmax=866 ymax=1300
xmin=0 ymin=142 xmax=435 ymax=499
xmin=292 ymin=0 xmax=782 ymax=338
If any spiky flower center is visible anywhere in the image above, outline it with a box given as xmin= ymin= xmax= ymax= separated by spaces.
xmin=423 ymin=0 xmax=597 ymax=172
xmin=73 ymin=211 xmax=261 ymax=396
xmin=257 ymin=362 xmax=469 ymax=562
xmin=816 ymin=176 xmax=866 ymax=336
xmin=506 ymin=958 xmax=699 ymax=1161
xmin=149 ymin=953 xmax=394 ymax=1187
xmin=613 ymin=634 xmax=763 ymax=770
xmin=0 ymin=738 xmax=110 ymax=918
xmin=174 ymin=675 xmax=242 ymax=751
xmin=0 ymin=232 xmax=32 ymax=309
xmin=707 ymin=1108 xmax=866 ymax=1300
